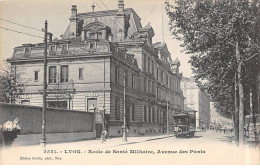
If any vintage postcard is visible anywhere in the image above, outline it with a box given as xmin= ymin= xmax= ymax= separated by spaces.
xmin=0 ymin=0 xmax=259 ymax=165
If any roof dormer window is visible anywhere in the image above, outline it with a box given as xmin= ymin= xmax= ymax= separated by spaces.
xmin=24 ymin=47 xmax=31 ymax=56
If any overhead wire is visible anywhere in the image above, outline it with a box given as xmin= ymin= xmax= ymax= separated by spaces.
xmin=0 ymin=18 xmax=43 ymax=32
xmin=0 ymin=26 xmax=44 ymax=39
xmin=142 ymin=0 xmax=161 ymax=24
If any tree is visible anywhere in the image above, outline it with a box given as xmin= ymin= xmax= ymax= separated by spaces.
xmin=0 ymin=62 xmax=24 ymax=103
xmin=165 ymin=0 xmax=259 ymax=144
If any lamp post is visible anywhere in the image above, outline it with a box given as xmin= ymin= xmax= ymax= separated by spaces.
xmin=41 ymin=20 xmax=48 ymax=148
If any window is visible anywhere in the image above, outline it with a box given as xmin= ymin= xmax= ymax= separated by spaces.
xmin=87 ymin=98 xmax=97 ymax=111
xmin=125 ymin=71 xmax=128 ymax=88
xmin=148 ymin=107 xmax=151 ymax=123
xmin=47 ymin=101 xmax=67 ymax=109
xmin=79 ymin=68 xmax=83 ymax=79
xmin=24 ymin=47 xmax=30 ymax=55
xmin=115 ymin=66 xmax=119 ymax=84
xmin=49 ymin=66 xmax=56 ymax=83
xmin=152 ymin=61 xmax=154 ymax=75
xmin=156 ymin=87 xmax=159 ymax=98
xmin=143 ymin=54 xmax=147 ymax=71
xmin=115 ymin=99 xmax=120 ymax=120
xmin=132 ymin=104 xmax=135 ymax=121
xmin=152 ymin=81 xmax=154 ymax=94
xmin=144 ymin=77 xmax=147 ymax=93
xmin=166 ymin=75 xmax=169 ymax=86
xmin=34 ymin=71 xmax=39 ymax=81
xmin=160 ymin=70 xmax=163 ymax=82
xmin=62 ymin=44 xmax=67 ymax=51
xmin=21 ymin=100 xmax=30 ymax=105
xmin=89 ymin=42 xmax=97 ymax=50
xmin=148 ymin=79 xmax=151 ymax=93
xmin=157 ymin=68 xmax=159 ymax=80
xmin=132 ymin=74 xmax=135 ymax=89
xmin=50 ymin=46 xmax=56 ymax=53
xmin=152 ymin=107 xmax=155 ymax=123
xmin=157 ymin=109 xmax=160 ymax=123
xmin=148 ymin=58 xmax=151 ymax=73
xmin=144 ymin=105 xmax=147 ymax=122
xmin=60 ymin=65 xmax=69 ymax=83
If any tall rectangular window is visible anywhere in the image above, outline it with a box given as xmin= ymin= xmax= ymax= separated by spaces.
xmin=161 ymin=70 xmax=163 ymax=82
xmin=50 ymin=45 xmax=56 ymax=53
xmin=144 ymin=77 xmax=147 ymax=93
xmin=115 ymin=99 xmax=120 ymax=120
xmin=148 ymin=58 xmax=151 ymax=73
xmin=144 ymin=105 xmax=147 ymax=122
xmin=61 ymin=65 xmax=69 ymax=83
xmin=148 ymin=79 xmax=151 ymax=93
xmin=49 ymin=66 xmax=56 ymax=83
xmin=166 ymin=75 xmax=169 ymax=86
xmin=34 ymin=71 xmax=38 ymax=81
xmin=152 ymin=107 xmax=155 ymax=123
xmin=152 ymin=61 xmax=154 ymax=75
xmin=132 ymin=74 xmax=135 ymax=89
xmin=143 ymin=54 xmax=147 ymax=71
xmin=62 ymin=44 xmax=67 ymax=51
xmin=115 ymin=66 xmax=119 ymax=84
xmin=152 ymin=81 xmax=154 ymax=94
xmin=148 ymin=106 xmax=151 ymax=123
xmin=132 ymin=104 xmax=135 ymax=121
xmin=157 ymin=87 xmax=159 ymax=98
xmin=157 ymin=109 xmax=160 ymax=123
xmin=24 ymin=47 xmax=30 ymax=55
xmin=125 ymin=71 xmax=128 ymax=88
xmin=79 ymin=68 xmax=83 ymax=79
xmin=157 ymin=68 xmax=159 ymax=80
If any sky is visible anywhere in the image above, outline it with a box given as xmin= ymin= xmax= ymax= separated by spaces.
xmin=0 ymin=0 xmax=193 ymax=78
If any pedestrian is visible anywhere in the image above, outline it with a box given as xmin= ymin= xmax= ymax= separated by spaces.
xmin=104 ymin=129 xmax=108 ymax=140
xmin=224 ymin=127 xmax=227 ymax=134
xmin=101 ymin=130 xmax=105 ymax=143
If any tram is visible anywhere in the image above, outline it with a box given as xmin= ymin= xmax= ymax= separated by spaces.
xmin=173 ymin=113 xmax=196 ymax=137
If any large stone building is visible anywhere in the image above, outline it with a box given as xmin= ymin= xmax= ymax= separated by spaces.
xmin=180 ymin=77 xmax=210 ymax=130
xmin=7 ymin=1 xmax=184 ymax=136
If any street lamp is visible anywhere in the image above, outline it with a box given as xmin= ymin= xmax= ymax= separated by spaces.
xmin=41 ymin=20 xmax=48 ymax=148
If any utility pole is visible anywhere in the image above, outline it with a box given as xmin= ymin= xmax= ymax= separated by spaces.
xmin=236 ymin=42 xmax=244 ymax=146
xmin=166 ymin=92 xmax=169 ymax=135
xmin=122 ymin=70 xmax=127 ymax=142
xmin=41 ymin=20 xmax=48 ymax=147
xmin=103 ymin=57 xmax=106 ymax=131
xmin=234 ymin=72 xmax=239 ymax=144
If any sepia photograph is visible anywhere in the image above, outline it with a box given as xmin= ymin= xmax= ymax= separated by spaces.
xmin=0 ymin=0 xmax=259 ymax=165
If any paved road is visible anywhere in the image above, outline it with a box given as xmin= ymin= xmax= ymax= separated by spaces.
xmin=1 ymin=130 xmax=259 ymax=165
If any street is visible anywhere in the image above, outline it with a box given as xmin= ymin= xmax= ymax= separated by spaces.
xmin=0 ymin=130 xmax=259 ymax=164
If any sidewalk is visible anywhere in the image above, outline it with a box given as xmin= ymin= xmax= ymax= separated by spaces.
xmin=44 ymin=133 xmax=175 ymax=150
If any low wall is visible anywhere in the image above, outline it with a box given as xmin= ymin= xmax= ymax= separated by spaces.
xmin=0 ymin=103 xmax=94 ymax=134
xmin=12 ymin=132 xmax=95 ymax=146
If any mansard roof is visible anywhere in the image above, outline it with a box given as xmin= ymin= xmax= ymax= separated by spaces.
xmin=78 ymin=8 xmax=141 ymax=21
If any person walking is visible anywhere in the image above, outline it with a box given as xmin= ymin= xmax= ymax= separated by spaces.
xmin=101 ymin=130 xmax=105 ymax=143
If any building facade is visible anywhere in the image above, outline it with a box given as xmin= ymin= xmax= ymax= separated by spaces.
xmin=180 ymin=77 xmax=210 ymax=130
xmin=8 ymin=1 xmax=184 ymax=136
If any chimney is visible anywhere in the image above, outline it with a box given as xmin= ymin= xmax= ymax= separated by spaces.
xmin=69 ymin=5 xmax=79 ymax=38
xmin=71 ymin=5 xmax=77 ymax=18
xmin=118 ymin=0 xmax=124 ymax=13
xmin=47 ymin=32 xmax=53 ymax=42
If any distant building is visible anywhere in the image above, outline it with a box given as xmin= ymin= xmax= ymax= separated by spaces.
xmin=180 ymin=77 xmax=210 ymax=129
xmin=7 ymin=1 xmax=184 ymax=136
